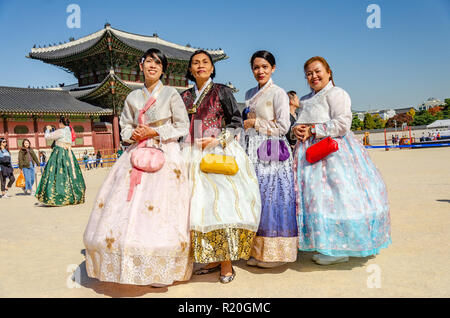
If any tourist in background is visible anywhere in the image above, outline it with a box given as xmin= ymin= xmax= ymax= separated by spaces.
xmin=286 ymin=90 xmax=300 ymax=148
xmin=83 ymin=48 xmax=192 ymax=287
xmin=35 ymin=116 xmax=86 ymax=206
xmin=88 ymin=153 xmax=94 ymax=169
xmin=181 ymin=50 xmax=261 ymax=283
xmin=0 ymin=138 xmax=15 ymax=199
xmin=292 ymin=56 xmax=391 ymax=265
xmin=82 ymin=151 xmax=89 ymax=170
xmin=242 ymin=50 xmax=298 ymax=268
xmin=95 ymin=150 xmax=103 ymax=168
xmin=39 ymin=151 xmax=47 ymax=174
xmin=18 ymin=139 xmax=40 ymax=195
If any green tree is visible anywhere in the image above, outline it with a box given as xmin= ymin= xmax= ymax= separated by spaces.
xmin=363 ymin=113 xmax=376 ymax=130
xmin=351 ymin=115 xmax=364 ymax=130
xmin=373 ymin=114 xmax=386 ymax=129
xmin=411 ymin=111 xmax=436 ymax=126
xmin=444 ymin=98 xmax=450 ymax=107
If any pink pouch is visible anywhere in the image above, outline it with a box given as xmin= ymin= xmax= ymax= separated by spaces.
xmin=130 ymin=145 xmax=165 ymax=172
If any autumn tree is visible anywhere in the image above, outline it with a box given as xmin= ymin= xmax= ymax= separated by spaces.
xmin=406 ymin=108 xmax=416 ymax=119
xmin=428 ymin=106 xmax=443 ymax=116
xmin=385 ymin=113 xmax=413 ymax=128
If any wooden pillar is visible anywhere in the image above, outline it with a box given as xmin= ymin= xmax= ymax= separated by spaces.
xmin=112 ymin=115 xmax=120 ymax=151
xmin=90 ymin=117 xmax=96 ymax=150
xmin=33 ymin=116 xmax=39 ymax=150
xmin=3 ymin=116 xmax=9 ymax=144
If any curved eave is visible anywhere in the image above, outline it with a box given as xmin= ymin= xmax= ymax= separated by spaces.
xmin=27 ymin=26 xmax=227 ymax=63
xmin=76 ymin=73 xmax=131 ymax=102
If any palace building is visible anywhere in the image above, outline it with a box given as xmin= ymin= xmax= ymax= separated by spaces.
xmin=25 ymin=23 xmax=228 ymax=150
xmin=0 ymin=24 xmax=228 ymax=156
xmin=0 ymin=86 xmax=112 ymax=157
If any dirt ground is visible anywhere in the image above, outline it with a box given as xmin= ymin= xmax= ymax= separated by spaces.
xmin=0 ymin=147 xmax=449 ymax=298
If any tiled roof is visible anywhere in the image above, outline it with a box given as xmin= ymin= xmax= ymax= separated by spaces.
xmin=28 ymin=26 xmax=227 ymax=61
xmin=0 ymin=86 xmax=112 ymax=115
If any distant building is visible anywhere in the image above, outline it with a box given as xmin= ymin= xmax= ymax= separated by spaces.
xmin=353 ymin=109 xmax=396 ymax=121
xmin=418 ymin=97 xmax=445 ymax=111
xmin=393 ymin=107 xmax=416 ymax=115
xmin=0 ymin=86 xmax=111 ymax=153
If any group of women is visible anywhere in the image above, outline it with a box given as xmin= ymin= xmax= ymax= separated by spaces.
xmin=81 ymin=48 xmax=391 ymax=287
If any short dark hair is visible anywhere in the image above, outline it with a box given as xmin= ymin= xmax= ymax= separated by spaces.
xmin=287 ymin=90 xmax=297 ymax=99
xmin=250 ymin=50 xmax=276 ymax=68
xmin=140 ymin=48 xmax=168 ymax=80
xmin=186 ymin=50 xmax=216 ymax=82
xmin=59 ymin=115 xmax=70 ymax=126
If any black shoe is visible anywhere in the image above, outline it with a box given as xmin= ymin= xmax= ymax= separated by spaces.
xmin=219 ymin=268 xmax=236 ymax=284
xmin=194 ymin=265 xmax=221 ymax=275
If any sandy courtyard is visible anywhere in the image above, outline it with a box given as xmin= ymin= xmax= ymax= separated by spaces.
xmin=0 ymin=147 xmax=449 ymax=298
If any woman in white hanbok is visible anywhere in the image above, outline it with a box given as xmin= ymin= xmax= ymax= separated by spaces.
xmin=83 ymin=49 xmax=192 ymax=286
xmin=181 ymin=50 xmax=261 ymax=283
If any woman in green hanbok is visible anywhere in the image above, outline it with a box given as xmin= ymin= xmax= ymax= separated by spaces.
xmin=35 ymin=116 xmax=86 ymax=206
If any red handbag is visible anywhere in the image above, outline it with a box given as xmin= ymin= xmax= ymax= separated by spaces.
xmin=305 ymin=137 xmax=339 ymax=163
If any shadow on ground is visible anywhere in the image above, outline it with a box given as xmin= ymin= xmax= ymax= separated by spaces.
xmin=74 ymin=249 xmax=189 ymax=297
xmin=73 ymin=250 xmax=374 ymax=296
xmin=236 ymin=252 xmax=373 ymax=275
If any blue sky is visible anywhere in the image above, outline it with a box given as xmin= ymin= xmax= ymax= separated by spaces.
xmin=0 ymin=0 xmax=449 ymax=110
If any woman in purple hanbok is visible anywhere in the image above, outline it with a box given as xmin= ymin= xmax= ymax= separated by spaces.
xmin=242 ymin=51 xmax=298 ymax=268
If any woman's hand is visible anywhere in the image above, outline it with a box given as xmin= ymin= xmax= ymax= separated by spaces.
xmin=244 ymin=118 xmax=256 ymax=130
xmin=131 ymin=125 xmax=158 ymax=142
xmin=195 ymin=137 xmax=219 ymax=150
xmin=293 ymin=124 xmax=313 ymax=143
xmin=46 ymin=125 xmax=52 ymax=131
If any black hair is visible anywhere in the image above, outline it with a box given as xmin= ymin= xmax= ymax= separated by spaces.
xmin=250 ymin=50 xmax=276 ymax=68
xmin=59 ymin=115 xmax=70 ymax=126
xmin=186 ymin=50 xmax=216 ymax=82
xmin=0 ymin=137 xmax=8 ymax=151
xmin=22 ymin=138 xmax=32 ymax=149
xmin=140 ymin=48 xmax=168 ymax=80
xmin=287 ymin=91 xmax=297 ymax=100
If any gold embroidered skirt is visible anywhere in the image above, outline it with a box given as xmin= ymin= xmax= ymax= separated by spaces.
xmin=183 ymin=140 xmax=262 ymax=263
xmin=191 ymin=228 xmax=255 ymax=263
xmin=250 ymin=236 xmax=298 ymax=262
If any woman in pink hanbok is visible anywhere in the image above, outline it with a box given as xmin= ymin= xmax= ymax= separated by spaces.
xmin=83 ymin=49 xmax=192 ymax=287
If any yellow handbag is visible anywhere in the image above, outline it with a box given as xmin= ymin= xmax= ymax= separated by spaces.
xmin=200 ymin=153 xmax=239 ymax=175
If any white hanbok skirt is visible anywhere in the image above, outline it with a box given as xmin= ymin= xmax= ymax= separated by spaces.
xmin=83 ymin=139 xmax=193 ymax=285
